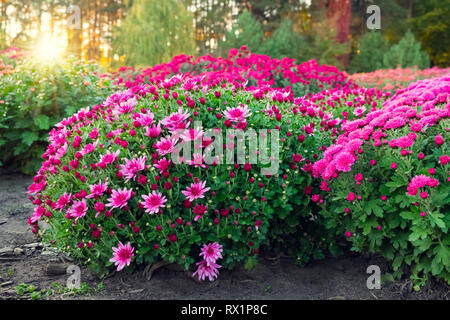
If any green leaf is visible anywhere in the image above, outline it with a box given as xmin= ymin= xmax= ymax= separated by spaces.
xmin=21 ymin=131 xmax=39 ymax=146
xmin=34 ymin=114 xmax=51 ymax=130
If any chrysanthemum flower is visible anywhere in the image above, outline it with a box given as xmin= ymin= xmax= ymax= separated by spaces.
xmin=106 ymin=188 xmax=133 ymax=210
xmin=192 ymin=259 xmax=221 ymax=281
xmin=99 ymin=150 xmax=120 ymax=166
xmin=223 ymin=104 xmax=252 ymax=122
xmin=160 ymin=108 xmax=190 ymax=132
xmin=55 ymin=192 xmax=72 ymax=211
xmin=182 ymin=180 xmax=210 ymax=202
xmin=154 ymin=136 xmax=179 ymax=156
xmin=154 ymin=158 xmax=171 ymax=174
xmin=199 ymin=242 xmax=223 ymax=266
xmin=68 ymin=199 xmax=88 ymax=221
xmin=109 ymin=242 xmax=134 ymax=271
xmin=86 ymin=180 xmax=108 ymax=198
xmin=334 ymin=152 xmax=356 ymax=172
xmin=119 ymin=156 xmax=147 ymax=182
xmin=193 ymin=204 xmax=207 ymax=221
xmin=140 ymin=191 xmax=167 ymax=214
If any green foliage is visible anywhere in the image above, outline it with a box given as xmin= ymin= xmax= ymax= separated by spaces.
xmin=383 ymin=30 xmax=430 ymax=69
xmin=220 ymin=10 xmax=264 ymax=55
xmin=0 ymin=56 xmax=113 ymax=174
xmin=113 ymin=0 xmax=196 ymax=66
xmin=260 ymin=19 xmax=308 ymax=61
xmin=411 ymin=1 xmax=450 ymax=67
xmin=349 ymin=32 xmax=389 ymax=73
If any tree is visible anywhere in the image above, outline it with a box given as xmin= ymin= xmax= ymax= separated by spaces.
xmin=113 ymin=0 xmax=195 ymax=66
xmin=219 ymin=10 xmax=263 ymax=55
xmin=410 ymin=0 xmax=450 ymax=67
xmin=260 ymin=18 xmax=308 ymax=62
xmin=349 ymin=31 xmax=389 ymax=73
xmin=383 ymin=29 xmax=430 ymax=69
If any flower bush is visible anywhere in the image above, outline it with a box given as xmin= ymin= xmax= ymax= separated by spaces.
xmin=112 ymin=47 xmax=356 ymax=96
xmin=348 ymin=67 xmax=450 ymax=91
xmin=313 ymin=76 xmax=450 ymax=289
xmin=0 ymin=55 xmax=114 ymax=174
xmin=26 ymin=75 xmax=352 ymax=278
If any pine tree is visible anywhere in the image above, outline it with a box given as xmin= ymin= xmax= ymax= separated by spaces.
xmin=260 ymin=18 xmax=308 ymax=62
xmin=113 ymin=0 xmax=195 ymax=66
xmin=383 ymin=30 xmax=430 ymax=69
xmin=219 ymin=10 xmax=263 ymax=54
xmin=349 ymin=31 xmax=389 ymax=73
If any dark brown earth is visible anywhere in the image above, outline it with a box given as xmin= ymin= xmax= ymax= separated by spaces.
xmin=0 ymin=172 xmax=448 ymax=300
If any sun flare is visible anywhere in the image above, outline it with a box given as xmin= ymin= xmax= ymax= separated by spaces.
xmin=35 ymin=35 xmax=66 ymax=61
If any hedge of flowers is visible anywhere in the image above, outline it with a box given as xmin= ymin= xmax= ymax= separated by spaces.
xmin=0 ymin=53 xmax=114 ymax=174
xmin=348 ymin=67 xmax=450 ymax=91
xmin=112 ymin=46 xmax=356 ymax=97
xmin=313 ymin=75 xmax=449 ymax=288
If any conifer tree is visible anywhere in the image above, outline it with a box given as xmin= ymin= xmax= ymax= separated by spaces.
xmin=383 ymin=30 xmax=430 ymax=69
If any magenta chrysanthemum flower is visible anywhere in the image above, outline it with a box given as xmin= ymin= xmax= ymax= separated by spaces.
xmin=160 ymin=108 xmax=190 ymax=132
xmin=334 ymin=152 xmax=356 ymax=172
xmin=109 ymin=242 xmax=134 ymax=272
xmin=188 ymin=153 xmax=206 ymax=168
xmin=140 ymin=191 xmax=167 ymax=214
xmin=154 ymin=136 xmax=179 ymax=156
xmin=86 ymin=180 xmax=108 ymax=199
xmin=144 ymin=123 xmax=162 ymax=138
xmin=119 ymin=156 xmax=147 ymax=182
xmin=27 ymin=180 xmax=46 ymax=194
xmin=223 ymin=104 xmax=252 ymax=122
xmin=54 ymin=192 xmax=72 ymax=211
xmin=180 ymin=128 xmax=204 ymax=142
xmin=192 ymin=259 xmax=221 ymax=281
xmin=154 ymin=157 xmax=171 ymax=174
xmin=106 ymin=188 xmax=133 ymax=210
xmin=30 ymin=206 xmax=46 ymax=223
xmin=68 ymin=199 xmax=88 ymax=221
xmin=199 ymin=242 xmax=223 ymax=266
xmin=193 ymin=204 xmax=207 ymax=221
xmin=99 ymin=150 xmax=120 ymax=165
xmin=182 ymin=180 xmax=210 ymax=202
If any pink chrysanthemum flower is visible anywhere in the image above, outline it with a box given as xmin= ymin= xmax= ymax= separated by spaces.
xmin=192 ymin=260 xmax=221 ymax=281
xmin=140 ymin=191 xmax=167 ymax=214
xmin=154 ymin=158 xmax=171 ymax=174
xmin=154 ymin=136 xmax=179 ymax=156
xmin=134 ymin=112 xmax=154 ymax=126
xmin=160 ymin=108 xmax=190 ymax=132
xmin=55 ymin=192 xmax=72 ymax=211
xmin=193 ymin=204 xmax=207 ymax=221
xmin=223 ymin=104 xmax=252 ymax=122
xmin=334 ymin=152 xmax=356 ymax=172
xmin=106 ymin=188 xmax=133 ymax=210
xmin=30 ymin=206 xmax=46 ymax=223
xmin=119 ymin=156 xmax=147 ymax=182
xmin=68 ymin=199 xmax=88 ymax=221
xmin=109 ymin=242 xmax=134 ymax=272
xmin=182 ymin=180 xmax=210 ymax=202
xmin=199 ymin=242 xmax=223 ymax=266
xmin=113 ymin=98 xmax=137 ymax=116
xmin=27 ymin=180 xmax=46 ymax=194
xmin=180 ymin=128 xmax=204 ymax=142
xmin=144 ymin=123 xmax=162 ymax=138
xmin=188 ymin=153 xmax=207 ymax=168
xmin=86 ymin=180 xmax=108 ymax=199
xmin=99 ymin=150 xmax=120 ymax=165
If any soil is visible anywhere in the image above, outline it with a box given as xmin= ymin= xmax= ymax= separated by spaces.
xmin=0 ymin=172 xmax=448 ymax=300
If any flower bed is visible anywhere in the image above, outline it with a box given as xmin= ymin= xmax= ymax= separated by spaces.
xmin=313 ymin=75 xmax=450 ymax=288
xmin=348 ymin=67 xmax=450 ymax=91
xmin=112 ymin=47 xmax=356 ymax=97
xmin=27 ymin=75 xmax=356 ymax=278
